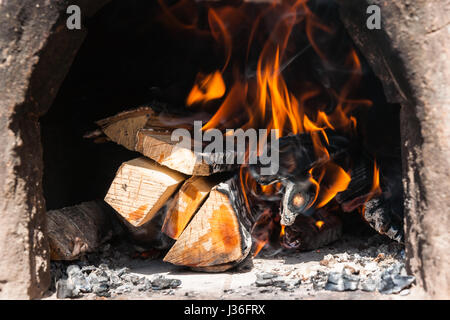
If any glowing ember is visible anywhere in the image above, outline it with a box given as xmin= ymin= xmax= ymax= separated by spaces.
xmin=292 ymin=193 xmax=305 ymax=208
xmin=315 ymin=220 xmax=324 ymax=229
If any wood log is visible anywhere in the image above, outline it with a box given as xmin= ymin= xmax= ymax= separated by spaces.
xmin=47 ymin=201 xmax=123 ymax=261
xmin=135 ymin=129 xmax=233 ymax=176
xmin=163 ymin=177 xmax=252 ymax=272
xmin=281 ymin=209 xmax=343 ymax=251
xmin=162 ymin=176 xmax=217 ymax=240
xmin=97 ymin=108 xmax=235 ymax=176
xmin=363 ymin=195 xmax=404 ymax=243
xmin=104 ymin=157 xmax=186 ymax=227
xmin=96 ymin=107 xmax=155 ymax=151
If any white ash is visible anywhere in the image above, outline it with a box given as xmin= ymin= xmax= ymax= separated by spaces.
xmin=54 ymin=263 xmax=182 ymax=299
xmin=249 ymin=235 xmax=414 ymax=296
xmin=51 ymin=243 xmax=182 ymax=299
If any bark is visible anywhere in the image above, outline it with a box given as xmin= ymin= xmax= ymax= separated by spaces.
xmin=47 ymin=201 xmax=123 ymax=261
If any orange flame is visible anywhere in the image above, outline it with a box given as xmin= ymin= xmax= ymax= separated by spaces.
xmin=176 ymin=0 xmax=375 ymax=240
xmin=315 ymin=220 xmax=324 ymax=229
xmin=253 ymin=240 xmax=268 ymax=258
xmin=186 ymin=71 xmax=226 ymax=106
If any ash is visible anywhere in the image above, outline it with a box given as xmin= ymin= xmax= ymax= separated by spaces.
xmin=50 ymin=243 xmax=182 ymax=299
xmin=250 ymin=234 xmax=415 ymax=297
xmin=49 ymin=234 xmax=415 ymax=299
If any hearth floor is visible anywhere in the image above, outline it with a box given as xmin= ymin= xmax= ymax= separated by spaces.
xmin=46 ymin=234 xmax=423 ymax=300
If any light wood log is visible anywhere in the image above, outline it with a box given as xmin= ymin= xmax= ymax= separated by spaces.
xmin=104 ymin=157 xmax=186 ymax=227
xmin=163 ymin=177 xmax=252 ymax=272
xmin=162 ymin=176 xmax=217 ymax=239
xmin=96 ymin=107 xmax=155 ymax=150
xmin=135 ymin=129 xmax=235 ymax=176
xmin=97 ymin=108 xmax=236 ymax=176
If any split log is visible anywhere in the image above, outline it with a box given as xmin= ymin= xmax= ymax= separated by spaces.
xmin=97 ymin=107 xmax=235 ymax=176
xmin=96 ymin=107 xmax=155 ymax=151
xmin=47 ymin=201 xmax=123 ymax=261
xmin=104 ymin=157 xmax=186 ymax=227
xmin=163 ymin=177 xmax=252 ymax=272
xmin=135 ymin=129 xmax=234 ymax=176
xmin=162 ymin=176 xmax=217 ymax=239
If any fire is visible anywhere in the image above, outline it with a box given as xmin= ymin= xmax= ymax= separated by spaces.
xmin=315 ymin=220 xmax=324 ymax=229
xmin=253 ymin=240 xmax=268 ymax=258
xmin=186 ymin=71 xmax=226 ymax=106
xmin=162 ymin=0 xmax=376 ymax=253
xmin=362 ymin=161 xmax=382 ymax=214
xmin=314 ymin=163 xmax=352 ymax=209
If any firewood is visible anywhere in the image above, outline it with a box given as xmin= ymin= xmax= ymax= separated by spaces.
xmin=47 ymin=201 xmax=123 ymax=261
xmin=249 ymin=132 xmax=350 ymax=185
xmin=335 ymin=156 xmax=374 ymax=204
xmin=135 ymin=129 xmax=232 ymax=176
xmin=162 ymin=176 xmax=217 ymax=240
xmin=281 ymin=209 xmax=343 ymax=251
xmin=97 ymin=107 xmax=235 ymax=176
xmin=363 ymin=195 xmax=404 ymax=242
xmin=96 ymin=107 xmax=156 ymax=151
xmin=163 ymin=177 xmax=252 ymax=272
xmin=104 ymin=157 xmax=186 ymax=227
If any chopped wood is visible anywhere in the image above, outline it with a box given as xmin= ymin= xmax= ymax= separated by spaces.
xmin=47 ymin=201 xmax=122 ymax=261
xmin=163 ymin=177 xmax=252 ymax=272
xmin=97 ymin=107 xmax=235 ymax=176
xmin=135 ymin=129 xmax=235 ymax=176
xmin=96 ymin=107 xmax=155 ymax=151
xmin=104 ymin=157 xmax=186 ymax=227
xmin=162 ymin=176 xmax=217 ymax=240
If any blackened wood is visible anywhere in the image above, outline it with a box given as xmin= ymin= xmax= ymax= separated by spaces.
xmin=363 ymin=195 xmax=404 ymax=243
xmin=281 ymin=209 xmax=342 ymax=251
xmin=335 ymin=156 xmax=373 ymax=204
xmin=250 ymin=132 xmax=350 ymax=185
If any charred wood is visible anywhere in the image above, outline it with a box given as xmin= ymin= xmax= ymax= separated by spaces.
xmin=281 ymin=209 xmax=343 ymax=251
xmin=364 ymin=195 xmax=404 ymax=243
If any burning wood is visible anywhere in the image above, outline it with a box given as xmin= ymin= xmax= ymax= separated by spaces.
xmin=363 ymin=195 xmax=404 ymax=243
xmin=281 ymin=209 xmax=343 ymax=251
xmin=86 ymin=0 xmax=406 ymax=273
